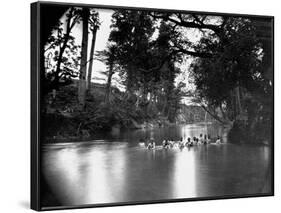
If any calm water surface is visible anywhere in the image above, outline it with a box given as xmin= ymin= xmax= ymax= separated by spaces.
xmin=42 ymin=123 xmax=271 ymax=206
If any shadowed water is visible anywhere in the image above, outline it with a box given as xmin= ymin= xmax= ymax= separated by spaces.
xmin=41 ymin=123 xmax=271 ymax=207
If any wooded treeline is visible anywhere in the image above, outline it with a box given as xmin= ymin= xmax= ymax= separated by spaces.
xmin=42 ymin=6 xmax=273 ymax=144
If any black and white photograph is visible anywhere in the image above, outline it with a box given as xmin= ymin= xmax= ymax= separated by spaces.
xmin=31 ymin=1 xmax=273 ymax=210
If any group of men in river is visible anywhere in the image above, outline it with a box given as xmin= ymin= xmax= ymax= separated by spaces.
xmin=141 ymin=134 xmax=222 ymax=150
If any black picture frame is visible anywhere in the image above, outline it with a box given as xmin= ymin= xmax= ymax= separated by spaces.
xmin=31 ymin=1 xmax=274 ymax=211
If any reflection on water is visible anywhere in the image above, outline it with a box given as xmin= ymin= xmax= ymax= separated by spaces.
xmin=42 ymin=123 xmax=272 ymax=207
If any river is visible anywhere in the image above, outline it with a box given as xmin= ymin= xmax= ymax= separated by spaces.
xmin=41 ymin=123 xmax=272 ymax=208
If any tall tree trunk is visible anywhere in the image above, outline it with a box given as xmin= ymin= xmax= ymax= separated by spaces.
xmin=235 ymin=85 xmax=242 ymax=116
xmin=126 ymin=65 xmax=134 ymax=98
xmin=53 ymin=9 xmax=74 ymax=91
xmin=104 ymin=62 xmax=114 ymax=104
xmin=161 ymin=96 xmax=167 ymax=114
xmin=87 ymin=26 xmax=98 ymax=92
xmin=78 ymin=8 xmax=90 ymax=108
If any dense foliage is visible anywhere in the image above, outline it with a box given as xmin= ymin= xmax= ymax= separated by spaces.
xmin=189 ymin=17 xmax=272 ymax=143
xmin=41 ymin=8 xmax=273 ymax=144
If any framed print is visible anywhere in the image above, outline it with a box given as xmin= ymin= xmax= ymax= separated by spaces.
xmin=31 ymin=1 xmax=274 ymax=211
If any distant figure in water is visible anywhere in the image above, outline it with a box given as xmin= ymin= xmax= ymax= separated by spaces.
xmin=196 ymin=138 xmax=200 ymax=145
xmin=203 ymin=135 xmax=208 ymax=144
xmin=179 ymin=137 xmax=185 ymax=149
xmin=216 ymin=136 xmax=222 ymax=144
xmin=147 ymin=139 xmax=155 ymax=149
xmin=162 ymin=140 xmax=169 ymax=149
xmin=186 ymin=137 xmax=193 ymax=146
xmin=207 ymin=135 xmax=211 ymax=144
xmin=198 ymin=134 xmax=204 ymax=145
xmin=185 ymin=138 xmax=189 ymax=146
xmin=169 ymin=139 xmax=175 ymax=148
xmin=146 ymin=138 xmax=155 ymax=149
xmin=179 ymin=137 xmax=183 ymax=143
xmin=193 ymin=137 xmax=196 ymax=145
xmin=147 ymin=142 xmax=152 ymax=149
xmin=152 ymin=139 xmax=156 ymax=148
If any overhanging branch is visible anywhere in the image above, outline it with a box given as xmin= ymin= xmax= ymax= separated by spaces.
xmin=149 ymin=12 xmax=222 ymax=35
xmin=172 ymin=48 xmax=212 ymax=58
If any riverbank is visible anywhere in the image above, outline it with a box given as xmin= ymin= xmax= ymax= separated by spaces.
xmin=41 ymin=82 xmax=216 ymax=143
xmin=43 ymin=117 xmax=178 ymax=143
xmin=42 ymin=102 xmax=214 ymax=143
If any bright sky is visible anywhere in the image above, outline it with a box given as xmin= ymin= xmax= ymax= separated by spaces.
xmin=71 ymin=9 xmax=114 ymax=84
